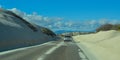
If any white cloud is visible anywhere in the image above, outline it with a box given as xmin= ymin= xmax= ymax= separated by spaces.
xmin=109 ymin=20 xmax=120 ymax=24
xmin=7 ymin=8 xmax=120 ymax=32
xmin=54 ymin=17 xmax=63 ymax=20
xmin=8 ymin=8 xmax=26 ymax=17
xmin=98 ymin=19 xmax=108 ymax=25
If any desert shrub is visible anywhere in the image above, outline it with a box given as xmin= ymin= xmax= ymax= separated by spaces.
xmin=41 ymin=28 xmax=56 ymax=37
xmin=96 ymin=24 xmax=113 ymax=32
xmin=96 ymin=24 xmax=120 ymax=32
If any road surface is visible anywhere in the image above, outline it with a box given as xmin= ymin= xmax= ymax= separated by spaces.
xmin=0 ymin=40 xmax=87 ymax=60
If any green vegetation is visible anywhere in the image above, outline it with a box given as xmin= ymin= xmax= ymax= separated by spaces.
xmin=41 ymin=27 xmax=56 ymax=37
xmin=96 ymin=24 xmax=120 ymax=32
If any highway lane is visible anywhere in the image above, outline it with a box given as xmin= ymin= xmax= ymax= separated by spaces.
xmin=43 ymin=42 xmax=81 ymax=60
xmin=0 ymin=40 xmax=82 ymax=60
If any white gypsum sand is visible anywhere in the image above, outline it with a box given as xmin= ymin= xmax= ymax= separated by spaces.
xmin=73 ymin=30 xmax=120 ymax=60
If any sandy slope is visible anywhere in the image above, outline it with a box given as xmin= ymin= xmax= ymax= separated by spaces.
xmin=73 ymin=30 xmax=120 ymax=60
xmin=0 ymin=10 xmax=54 ymax=51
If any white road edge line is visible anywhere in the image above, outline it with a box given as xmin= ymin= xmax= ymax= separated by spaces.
xmin=0 ymin=41 xmax=55 ymax=55
xmin=37 ymin=42 xmax=64 ymax=60
xmin=76 ymin=43 xmax=89 ymax=60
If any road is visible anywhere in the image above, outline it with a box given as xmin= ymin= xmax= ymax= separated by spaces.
xmin=0 ymin=40 xmax=87 ymax=60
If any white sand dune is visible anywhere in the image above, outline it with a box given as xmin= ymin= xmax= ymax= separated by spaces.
xmin=0 ymin=9 xmax=54 ymax=51
xmin=73 ymin=30 xmax=120 ymax=60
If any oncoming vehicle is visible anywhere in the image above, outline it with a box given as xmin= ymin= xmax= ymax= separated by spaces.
xmin=63 ymin=35 xmax=72 ymax=42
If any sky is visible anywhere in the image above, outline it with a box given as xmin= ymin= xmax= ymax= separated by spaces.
xmin=0 ymin=0 xmax=120 ymax=20
xmin=0 ymin=0 xmax=120 ymax=32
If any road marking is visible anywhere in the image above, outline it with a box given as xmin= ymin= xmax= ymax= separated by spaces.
xmin=37 ymin=42 xmax=64 ymax=60
xmin=79 ymin=51 xmax=86 ymax=59
xmin=76 ymin=43 xmax=89 ymax=60
xmin=0 ymin=41 xmax=55 ymax=55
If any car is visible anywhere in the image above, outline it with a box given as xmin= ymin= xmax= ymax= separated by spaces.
xmin=63 ymin=36 xmax=72 ymax=42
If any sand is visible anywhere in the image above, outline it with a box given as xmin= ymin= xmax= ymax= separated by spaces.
xmin=73 ymin=30 xmax=120 ymax=60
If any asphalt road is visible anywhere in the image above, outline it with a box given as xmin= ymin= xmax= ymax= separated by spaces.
xmin=0 ymin=40 xmax=85 ymax=60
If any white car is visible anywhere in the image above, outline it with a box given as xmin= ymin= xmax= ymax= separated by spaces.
xmin=64 ymin=36 xmax=72 ymax=42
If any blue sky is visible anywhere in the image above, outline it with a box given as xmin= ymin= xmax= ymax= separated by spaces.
xmin=0 ymin=0 xmax=120 ymax=32
xmin=0 ymin=0 xmax=120 ymax=21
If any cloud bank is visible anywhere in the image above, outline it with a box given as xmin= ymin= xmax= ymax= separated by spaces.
xmin=8 ymin=8 xmax=120 ymax=32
